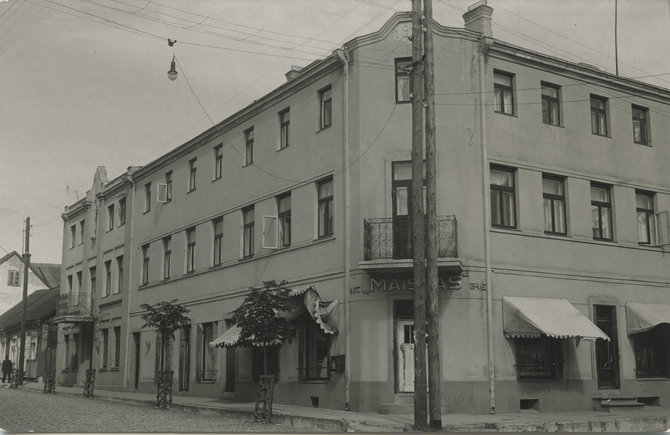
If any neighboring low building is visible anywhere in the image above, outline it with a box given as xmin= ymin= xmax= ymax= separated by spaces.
xmin=0 ymin=287 xmax=59 ymax=379
xmin=0 ymin=251 xmax=60 ymax=315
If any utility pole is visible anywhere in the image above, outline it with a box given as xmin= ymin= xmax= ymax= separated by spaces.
xmin=410 ymin=0 xmax=427 ymax=430
xmin=423 ymin=0 xmax=442 ymax=429
xmin=19 ymin=217 xmax=30 ymax=386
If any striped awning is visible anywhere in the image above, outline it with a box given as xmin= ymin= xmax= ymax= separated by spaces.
xmin=503 ymin=296 xmax=609 ymax=341
xmin=626 ymin=303 xmax=670 ymax=335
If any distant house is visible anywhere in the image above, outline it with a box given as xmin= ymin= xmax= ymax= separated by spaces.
xmin=0 ymin=287 xmax=59 ymax=380
xmin=0 ymin=251 xmax=61 ymax=315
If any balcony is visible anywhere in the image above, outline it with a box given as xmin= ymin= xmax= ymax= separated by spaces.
xmin=362 ymin=216 xmax=461 ymax=272
xmin=55 ymin=292 xmax=94 ymax=322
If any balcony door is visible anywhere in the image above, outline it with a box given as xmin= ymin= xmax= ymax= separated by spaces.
xmin=392 ymin=161 xmax=425 ymax=259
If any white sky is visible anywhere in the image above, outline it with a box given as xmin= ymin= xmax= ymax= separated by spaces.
xmin=1 ymin=0 xmax=669 ymax=264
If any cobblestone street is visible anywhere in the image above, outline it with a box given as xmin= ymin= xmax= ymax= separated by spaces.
xmin=0 ymin=387 xmax=302 ymax=433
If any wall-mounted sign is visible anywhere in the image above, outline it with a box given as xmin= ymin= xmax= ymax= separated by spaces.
xmin=351 ymin=274 xmax=463 ymax=295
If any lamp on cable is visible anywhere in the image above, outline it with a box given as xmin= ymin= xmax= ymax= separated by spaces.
xmin=167 ymin=39 xmax=178 ymax=81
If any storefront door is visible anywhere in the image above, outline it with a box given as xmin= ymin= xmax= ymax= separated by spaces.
xmin=396 ymin=318 xmax=415 ymax=392
xmin=179 ymin=325 xmax=190 ymax=391
xmin=594 ymin=305 xmax=620 ymax=389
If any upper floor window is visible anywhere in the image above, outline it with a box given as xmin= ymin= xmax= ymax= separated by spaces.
xmin=213 ymin=217 xmax=223 ymax=266
xmin=144 ymin=182 xmax=151 ymax=213
xmin=317 ymin=178 xmax=334 ymax=237
xmin=67 ymin=275 xmax=73 ymax=293
xmin=76 ymin=271 xmax=82 ymax=292
xmin=395 ymin=58 xmax=412 ymax=103
xmin=591 ymin=183 xmax=612 ymax=241
xmin=70 ymin=225 xmax=76 ymax=248
xmin=165 ymin=171 xmax=173 ymax=202
xmin=543 ymin=175 xmax=566 ymax=235
xmin=636 ymin=190 xmax=655 ymax=245
xmin=319 ymin=85 xmax=332 ymax=130
xmin=7 ymin=270 xmax=20 ymax=287
xmin=188 ymin=158 xmax=197 ymax=192
xmin=590 ymin=95 xmax=609 ymax=136
xmin=279 ymin=108 xmax=290 ymax=150
xmin=541 ymin=82 xmax=560 ymax=126
xmin=490 ymin=166 xmax=516 ymax=229
xmin=163 ymin=236 xmax=172 ymax=279
xmin=632 ymin=105 xmax=650 ymax=145
xmin=494 ymin=71 xmax=514 ymax=115
xmin=104 ymin=260 xmax=112 ymax=297
xmin=244 ymin=128 xmax=254 ymax=166
xmin=186 ymin=227 xmax=196 ymax=273
xmin=118 ymin=198 xmax=126 ymax=226
xmin=116 ymin=255 xmax=124 ymax=293
xmin=89 ymin=267 xmax=96 ymax=294
xmin=277 ymin=192 xmax=291 ymax=247
xmin=242 ymin=206 xmax=255 ymax=258
xmin=78 ymin=220 xmax=85 ymax=245
xmin=141 ymin=244 xmax=150 ymax=285
xmin=107 ymin=204 xmax=115 ymax=231
xmin=214 ymin=145 xmax=223 ymax=179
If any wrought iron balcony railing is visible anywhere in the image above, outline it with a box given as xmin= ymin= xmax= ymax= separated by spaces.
xmin=56 ymin=292 xmax=92 ymax=318
xmin=364 ymin=216 xmax=457 ymax=260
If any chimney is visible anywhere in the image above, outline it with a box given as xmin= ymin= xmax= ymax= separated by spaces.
xmin=463 ymin=1 xmax=493 ymax=37
xmin=285 ymin=65 xmax=303 ymax=81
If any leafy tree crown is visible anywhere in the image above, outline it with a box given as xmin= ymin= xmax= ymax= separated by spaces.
xmin=140 ymin=299 xmax=191 ymax=341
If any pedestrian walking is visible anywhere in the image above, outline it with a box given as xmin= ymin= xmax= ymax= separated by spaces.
xmin=2 ymin=358 xmax=12 ymax=383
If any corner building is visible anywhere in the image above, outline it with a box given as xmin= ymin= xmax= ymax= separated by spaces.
xmin=57 ymin=3 xmax=670 ymax=414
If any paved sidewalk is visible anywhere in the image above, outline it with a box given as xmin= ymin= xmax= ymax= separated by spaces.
xmin=15 ymin=381 xmax=670 ymax=432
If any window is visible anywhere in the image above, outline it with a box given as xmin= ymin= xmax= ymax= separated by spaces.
xmin=89 ymin=267 xmax=96 ymax=295
xmin=543 ymin=175 xmax=566 ymax=235
xmin=515 ymin=337 xmax=563 ymax=380
xmin=155 ymin=334 xmax=173 ymax=371
xmin=636 ymin=190 xmax=655 ymax=245
xmin=78 ymin=220 xmax=85 ymax=245
xmin=277 ymin=193 xmax=291 ymax=247
xmin=101 ymin=329 xmax=109 ymax=369
xmin=214 ymin=145 xmax=223 ymax=179
xmin=395 ymin=57 xmax=412 ymax=103
xmin=242 ymin=206 xmax=254 ymax=258
xmin=67 ymin=275 xmax=73 ymax=294
xmin=252 ymin=346 xmax=279 ymax=381
xmin=64 ymin=335 xmax=70 ymax=370
xmin=632 ymin=105 xmax=650 ymax=145
xmin=590 ymin=95 xmax=608 ymax=136
xmin=634 ymin=325 xmax=669 ymax=378
xmin=7 ymin=270 xmax=20 ymax=287
xmin=541 ymin=82 xmax=560 ymax=126
xmin=107 ymin=205 xmax=115 ymax=231
xmin=298 ymin=316 xmax=330 ymax=381
xmin=141 ymin=244 xmax=150 ymax=285
xmin=76 ymin=271 xmax=82 ymax=293
xmin=163 ymin=236 xmax=171 ymax=279
xmin=186 ymin=227 xmax=196 ymax=273
xmin=114 ymin=326 xmax=121 ymax=368
xmin=591 ymin=183 xmax=613 ymax=241
xmin=279 ymin=108 xmax=290 ymax=149
xmin=118 ymin=198 xmax=126 ymax=226
xmin=188 ymin=158 xmax=197 ymax=192
xmin=494 ymin=71 xmax=514 ymax=115
xmin=244 ymin=128 xmax=254 ymax=166
xmin=198 ymin=322 xmax=217 ymax=381
xmin=319 ymin=85 xmax=332 ymax=129
xmin=144 ymin=182 xmax=151 ymax=213
xmin=490 ymin=166 xmax=516 ymax=228
xmin=317 ymin=178 xmax=334 ymax=237
xmin=70 ymin=225 xmax=76 ymax=248
xmin=165 ymin=171 xmax=173 ymax=202
xmin=116 ymin=255 xmax=124 ymax=293
xmin=104 ymin=261 xmax=112 ymax=296
xmin=213 ymin=217 xmax=223 ymax=266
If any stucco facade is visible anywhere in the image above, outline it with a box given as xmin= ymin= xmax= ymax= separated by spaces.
xmin=57 ymin=4 xmax=670 ymax=415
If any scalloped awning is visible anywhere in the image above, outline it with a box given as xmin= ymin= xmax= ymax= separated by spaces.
xmin=626 ymin=303 xmax=670 ymax=335
xmin=503 ymin=296 xmax=609 ymax=341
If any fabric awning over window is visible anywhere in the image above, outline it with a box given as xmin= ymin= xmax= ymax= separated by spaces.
xmin=626 ymin=303 xmax=670 ymax=335
xmin=209 ymin=286 xmax=338 ymax=348
xmin=503 ymin=296 xmax=609 ymax=341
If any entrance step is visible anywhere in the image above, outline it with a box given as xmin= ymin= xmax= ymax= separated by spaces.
xmin=379 ymin=394 xmax=448 ymax=415
xmin=594 ymin=396 xmax=645 ymax=412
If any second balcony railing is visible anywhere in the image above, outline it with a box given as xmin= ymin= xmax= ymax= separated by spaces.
xmin=364 ymin=216 xmax=457 ymax=260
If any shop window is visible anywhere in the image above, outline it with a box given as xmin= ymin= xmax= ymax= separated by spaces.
xmin=155 ymin=334 xmax=173 ymax=372
xmin=515 ymin=337 xmax=562 ymax=380
xmin=252 ymin=346 xmax=279 ymax=381
xmin=197 ymin=322 xmax=217 ymax=381
xmin=298 ymin=317 xmax=330 ymax=381
xmin=634 ymin=325 xmax=669 ymax=378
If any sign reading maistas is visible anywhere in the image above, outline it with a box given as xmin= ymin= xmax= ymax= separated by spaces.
xmin=351 ymin=274 xmax=463 ymax=295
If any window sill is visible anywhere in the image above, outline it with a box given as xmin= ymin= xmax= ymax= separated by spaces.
xmin=592 ymin=237 xmax=615 ymax=243
xmin=212 ymin=176 xmax=222 ymax=182
xmin=317 ymin=125 xmax=331 ymax=133
xmin=591 ymin=133 xmax=611 ymax=139
xmin=494 ymin=111 xmax=517 ymax=118
xmin=143 ymin=210 xmax=151 ymax=215
xmin=635 ymin=142 xmax=651 ymax=147
xmin=517 ymin=377 xmax=562 ymax=382
xmin=635 ymin=376 xmax=670 ymax=381
xmin=111 ymin=367 xmax=120 ymax=372
xmin=187 ymin=189 xmax=195 ymax=194
xmin=316 ymin=234 xmax=335 ymax=241
xmin=395 ymin=100 xmax=411 ymax=104
xmin=243 ymin=163 xmax=253 ymax=168
xmin=542 ymin=122 xmax=563 ymax=128
xmin=299 ymin=378 xmax=330 ymax=384
xmin=491 ymin=225 xmax=520 ymax=232
xmin=277 ymin=146 xmax=289 ymax=152
xmin=544 ymin=231 xmax=568 ymax=237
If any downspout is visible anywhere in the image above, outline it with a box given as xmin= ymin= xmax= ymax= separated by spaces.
xmin=478 ymin=36 xmax=495 ymax=414
xmin=334 ymin=46 xmax=351 ymax=411
xmin=122 ymin=171 xmax=136 ymax=390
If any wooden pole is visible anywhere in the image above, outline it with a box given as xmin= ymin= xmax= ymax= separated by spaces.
xmin=18 ymin=217 xmax=30 ymax=385
xmin=423 ymin=0 xmax=442 ymax=429
xmin=411 ymin=0 xmax=427 ymax=430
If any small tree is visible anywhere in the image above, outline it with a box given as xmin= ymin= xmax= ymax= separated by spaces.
xmin=140 ymin=299 xmax=191 ymax=371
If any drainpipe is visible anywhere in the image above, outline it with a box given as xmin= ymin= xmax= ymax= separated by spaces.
xmin=334 ymin=46 xmax=351 ymax=411
xmin=122 ymin=170 xmax=136 ymax=390
xmin=478 ymin=36 xmax=495 ymax=414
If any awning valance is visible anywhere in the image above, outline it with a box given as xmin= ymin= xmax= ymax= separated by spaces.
xmin=209 ymin=286 xmax=338 ymax=348
xmin=626 ymin=303 xmax=670 ymax=335
xmin=503 ymin=296 xmax=609 ymax=341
